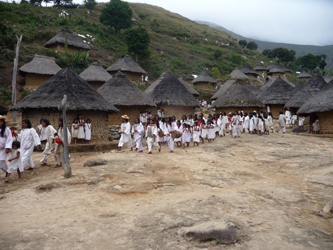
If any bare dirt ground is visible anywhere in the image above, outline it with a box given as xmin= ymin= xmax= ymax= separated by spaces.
xmin=0 ymin=130 xmax=332 ymax=250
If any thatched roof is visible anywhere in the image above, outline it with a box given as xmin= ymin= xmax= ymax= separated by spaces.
xmin=211 ymin=79 xmax=235 ymax=100
xmin=19 ymin=55 xmax=61 ymax=77
xmin=106 ymin=54 xmax=147 ymax=74
xmin=324 ymin=75 xmax=333 ymax=83
xmin=79 ymin=62 xmax=112 ymax=82
xmin=295 ymin=82 xmax=305 ymax=92
xmin=281 ymin=66 xmax=292 ymax=73
xmin=240 ymin=63 xmax=258 ymax=76
xmin=145 ymin=74 xmax=199 ymax=107
xmin=268 ymin=67 xmax=285 ymax=75
xmin=254 ymin=62 xmax=267 ymax=71
xmin=178 ymin=78 xmax=200 ymax=97
xmin=297 ymin=85 xmax=333 ymax=115
xmin=229 ymin=68 xmax=249 ymax=80
xmin=213 ymin=80 xmax=264 ymax=108
xmin=97 ymin=70 xmax=156 ymax=107
xmin=11 ymin=67 xmax=119 ymax=113
xmin=44 ymin=28 xmax=91 ymax=50
xmin=244 ymin=83 xmax=259 ymax=96
xmin=284 ymin=68 xmax=331 ymax=109
xmin=267 ymin=62 xmax=278 ymax=70
xmin=144 ymin=72 xmax=166 ymax=96
xmin=257 ymin=77 xmax=296 ymax=105
xmin=297 ymin=71 xmax=311 ymax=79
xmin=191 ymin=70 xmax=217 ymax=84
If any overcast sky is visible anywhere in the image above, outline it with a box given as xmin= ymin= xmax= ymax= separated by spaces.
xmin=119 ymin=0 xmax=333 ymax=46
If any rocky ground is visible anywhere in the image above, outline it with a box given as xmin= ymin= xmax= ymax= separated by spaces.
xmin=0 ymin=130 xmax=332 ymax=250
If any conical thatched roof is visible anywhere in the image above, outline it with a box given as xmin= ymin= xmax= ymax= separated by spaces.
xmin=145 ymin=74 xmax=199 ymax=107
xmin=97 ymin=70 xmax=156 ymax=107
xmin=244 ymin=83 xmax=259 ymax=96
xmin=106 ymin=54 xmax=147 ymax=74
xmin=284 ymin=68 xmax=331 ymax=109
xmin=11 ymin=67 xmax=119 ymax=113
xmin=240 ymin=63 xmax=258 ymax=76
xmin=257 ymin=77 xmax=296 ymax=105
xmin=44 ymin=28 xmax=91 ymax=50
xmin=297 ymin=85 xmax=333 ymax=115
xmin=144 ymin=72 xmax=166 ymax=96
xmin=211 ymin=79 xmax=235 ymax=100
xmin=281 ymin=66 xmax=292 ymax=73
xmin=229 ymin=68 xmax=249 ymax=80
xmin=254 ymin=62 xmax=267 ymax=71
xmin=19 ymin=55 xmax=61 ymax=77
xmin=324 ymin=75 xmax=333 ymax=83
xmin=295 ymin=82 xmax=305 ymax=92
xmin=268 ymin=67 xmax=285 ymax=75
xmin=297 ymin=71 xmax=311 ymax=79
xmin=178 ymin=78 xmax=199 ymax=97
xmin=267 ymin=62 xmax=278 ymax=70
xmin=213 ymin=80 xmax=264 ymax=108
xmin=191 ymin=70 xmax=217 ymax=84
xmin=259 ymin=76 xmax=295 ymax=94
xmin=79 ymin=62 xmax=112 ymax=82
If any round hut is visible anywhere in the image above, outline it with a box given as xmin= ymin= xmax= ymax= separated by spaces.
xmin=297 ymin=85 xmax=333 ymax=133
xmin=281 ymin=66 xmax=292 ymax=75
xmin=97 ymin=70 xmax=156 ymax=125
xmin=79 ymin=62 xmax=112 ymax=90
xmin=254 ymin=62 xmax=268 ymax=79
xmin=297 ymin=71 xmax=312 ymax=80
xmin=259 ymin=76 xmax=295 ymax=94
xmin=266 ymin=62 xmax=278 ymax=70
xmin=257 ymin=76 xmax=296 ymax=117
xmin=240 ymin=63 xmax=258 ymax=80
xmin=145 ymin=74 xmax=199 ymax=119
xmin=178 ymin=78 xmax=200 ymax=97
xmin=11 ymin=67 xmax=119 ymax=141
xmin=191 ymin=70 xmax=217 ymax=91
xmin=324 ymin=75 xmax=333 ymax=84
xmin=44 ymin=28 xmax=91 ymax=53
xmin=268 ymin=67 xmax=285 ymax=77
xmin=211 ymin=79 xmax=235 ymax=101
xmin=212 ymin=80 xmax=264 ymax=114
xmin=106 ymin=54 xmax=147 ymax=82
xmin=229 ymin=68 xmax=249 ymax=80
xmin=19 ymin=55 xmax=61 ymax=91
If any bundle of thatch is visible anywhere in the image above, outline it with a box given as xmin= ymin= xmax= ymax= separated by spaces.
xmin=297 ymin=71 xmax=311 ymax=79
xmin=229 ymin=68 xmax=249 ymax=80
xmin=79 ymin=62 xmax=112 ymax=89
xmin=45 ymin=28 xmax=91 ymax=50
xmin=285 ymin=68 xmax=331 ymax=109
xmin=178 ymin=78 xmax=199 ymax=97
xmin=254 ymin=62 xmax=267 ymax=72
xmin=240 ymin=63 xmax=258 ymax=78
xmin=19 ymin=55 xmax=61 ymax=77
xmin=266 ymin=62 xmax=278 ymax=70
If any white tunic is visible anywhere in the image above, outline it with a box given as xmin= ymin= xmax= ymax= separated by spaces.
xmin=268 ymin=116 xmax=274 ymax=128
xmin=55 ymin=127 xmax=71 ymax=154
xmin=132 ymin=123 xmax=143 ymax=142
xmin=77 ymin=119 xmax=85 ymax=139
xmin=119 ymin=122 xmax=131 ymax=143
xmin=299 ymin=117 xmax=305 ymax=126
xmin=7 ymin=149 xmax=22 ymax=173
xmin=71 ymin=123 xmax=79 ymax=138
xmin=243 ymin=116 xmax=249 ymax=129
xmin=192 ymin=126 xmax=201 ymax=142
xmin=43 ymin=125 xmax=57 ymax=155
xmin=37 ymin=124 xmax=46 ymax=141
xmin=285 ymin=110 xmax=291 ymax=124
xmin=84 ymin=123 xmax=91 ymax=140
xmin=250 ymin=117 xmax=255 ymax=132
xmin=0 ymin=127 xmax=13 ymax=161
xmin=207 ymin=124 xmax=215 ymax=139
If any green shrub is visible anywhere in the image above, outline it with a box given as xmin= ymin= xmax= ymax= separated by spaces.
xmin=0 ymin=88 xmax=12 ymax=103
xmin=151 ymin=65 xmax=163 ymax=79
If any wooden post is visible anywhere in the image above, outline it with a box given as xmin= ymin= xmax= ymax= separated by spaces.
xmin=11 ymin=35 xmax=23 ymax=122
xmin=60 ymin=95 xmax=71 ymax=178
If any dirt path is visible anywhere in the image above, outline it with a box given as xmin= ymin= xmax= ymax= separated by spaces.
xmin=0 ymin=131 xmax=332 ymax=249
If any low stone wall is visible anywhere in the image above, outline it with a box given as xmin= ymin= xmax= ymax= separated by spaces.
xmin=316 ymin=111 xmax=333 ymax=133
xmin=109 ymin=125 xmax=121 ymax=140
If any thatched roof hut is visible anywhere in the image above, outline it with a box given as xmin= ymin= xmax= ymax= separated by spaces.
xmin=267 ymin=67 xmax=285 ymax=77
xmin=324 ymin=75 xmax=333 ymax=83
xmin=191 ymin=70 xmax=217 ymax=91
xmin=295 ymin=82 xmax=305 ymax=92
xmin=212 ymin=80 xmax=264 ymax=113
xmin=145 ymin=74 xmax=199 ymax=118
xmin=106 ymin=54 xmax=147 ymax=82
xmin=45 ymin=28 xmax=91 ymax=52
xmin=259 ymin=76 xmax=295 ymax=94
xmin=98 ymin=70 xmax=156 ymax=124
xmin=266 ymin=62 xmax=278 ymax=70
xmin=229 ymin=68 xmax=249 ymax=80
xmin=178 ymin=78 xmax=199 ymax=97
xmin=19 ymin=55 xmax=62 ymax=90
xmin=240 ymin=63 xmax=258 ymax=79
xmin=211 ymin=79 xmax=235 ymax=101
xmin=11 ymin=67 xmax=119 ymax=141
xmin=284 ymin=68 xmax=331 ymax=109
xmin=254 ymin=62 xmax=267 ymax=72
xmin=79 ymin=62 xmax=112 ymax=90
xmin=297 ymin=71 xmax=311 ymax=79
xmin=281 ymin=66 xmax=292 ymax=73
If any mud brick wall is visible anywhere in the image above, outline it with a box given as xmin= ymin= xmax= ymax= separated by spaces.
xmin=22 ymin=109 xmax=109 ymax=141
xmin=158 ymin=105 xmax=195 ymax=121
xmin=88 ymin=81 xmax=105 ymax=90
xmin=108 ymin=71 xmax=143 ymax=82
xmin=193 ymin=82 xmax=215 ymax=92
xmin=267 ymin=104 xmax=285 ymax=119
xmin=244 ymin=73 xmax=257 ymax=80
xmin=47 ymin=43 xmax=84 ymax=53
xmin=316 ymin=111 xmax=333 ymax=133
xmin=24 ymin=73 xmax=52 ymax=90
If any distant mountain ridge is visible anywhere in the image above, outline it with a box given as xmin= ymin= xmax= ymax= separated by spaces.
xmin=197 ymin=20 xmax=333 ymax=71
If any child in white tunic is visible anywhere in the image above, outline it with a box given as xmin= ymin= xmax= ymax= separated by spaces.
xmin=192 ymin=121 xmax=201 ymax=146
xmin=181 ymin=123 xmax=187 ymax=148
xmin=77 ymin=115 xmax=85 ymax=143
xmin=132 ymin=118 xmax=144 ymax=152
xmin=71 ymin=119 xmax=79 ymax=144
xmin=207 ymin=120 xmax=215 ymax=142
xmin=37 ymin=119 xmax=46 ymax=141
xmin=84 ymin=119 xmax=92 ymax=143
xmin=298 ymin=116 xmax=305 ymax=129
xmin=5 ymin=141 xmax=22 ymax=182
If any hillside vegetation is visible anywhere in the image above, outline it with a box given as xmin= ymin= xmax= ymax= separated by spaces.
xmin=0 ymin=1 xmax=273 ymax=91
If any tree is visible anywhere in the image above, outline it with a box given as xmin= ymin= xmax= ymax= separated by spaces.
xmin=53 ymin=0 xmax=73 ymax=7
xmin=211 ymin=67 xmax=221 ymax=78
xmin=213 ymin=49 xmax=222 ymax=60
xmin=262 ymin=49 xmax=271 ymax=57
xmin=125 ymin=27 xmax=150 ymax=61
xmin=84 ymin=0 xmax=97 ymax=16
xmin=268 ymin=47 xmax=296 ymax=62
xmin=246 ymin=41 xmax=258 ymax=50
xmin=299 ymin=53 xmax=327 ymax=71
xmin=100 ymin=0 xmax=132 ymax=36
xmin=238 ymin=39 xmax=247 ymax=47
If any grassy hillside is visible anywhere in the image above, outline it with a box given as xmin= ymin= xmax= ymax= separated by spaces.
xmin=0 ymin=2 xmax=272 ymax=92
xmin=197 ymin=21 xmax=333 ymax=71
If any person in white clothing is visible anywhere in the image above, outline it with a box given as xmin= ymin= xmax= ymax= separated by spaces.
xmin=132 ymin=118 xmax=144 ymax=152
xmin=40 ymin=119 xmax=57 ymax=166
xmin=37 ymin=119 xmax=46 ymax=142
xmin=192 ymin=121 xmax=201 ymax=146
xmin=285 ymin=108 xmax=292 ymax=125
xmin=298 ymin=116 xmax=305 ymax=129
xmin=71 ymin=118 xmax=79 ymax=144
xmin=242 ymin=112 xmax=250 ymax=134
xmin=53 ymin=118 xmax=71 ymax=168
xmin=84 ymin=119 xmax=92 ymax=143
xmin=118 ymin=115 xmax=133 ymax=151
xmin=0 ymin=116 xmax=13 ymax=175
xmin=313 ymin=119 xmax=320 ymax=134
xmin=276 ymin=111 xmax=286 ymax=133
xmin=268 ymin=112 xmax=274 ymax=133
xmin=77 ymin=114 xmax=85 ymax=143
xmin=146 ymin=119 xmax=160 ymax=154
xmin=17 ymin=119 xmax=41 ymax=171
xmin=231 ymin=112 xmax=241 ymax=138
xmin=218 ymin=112 xmax=228 ymax=137
xmin=5 ymin=141 xmax=22 ymax=182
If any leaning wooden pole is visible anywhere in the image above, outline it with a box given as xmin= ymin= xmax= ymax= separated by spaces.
xmin=11 ymin=35 xmax=23 ymax=122
xmin=60 ymin=95 xmax=71 ymax=178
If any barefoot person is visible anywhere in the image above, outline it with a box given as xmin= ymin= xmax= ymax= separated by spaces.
xmin=53 ymin=118 xmax=71 ymax=168
xmin=40 ymin=119 xmax=56 ymax=166
xmin=132 ymin=118 xmax=144 ymax=152
xmin=17 ymin=119 xmax=42 ymax=171
xmin=146 ymin=119 xmax=159 ymax=154
xmin=118 ymin=115 xmax=133 ymax=151
xmin=0 ymin=116 xmax=13 ymax=176
xmin=5 ymin=141 xmax=22 ymax=182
